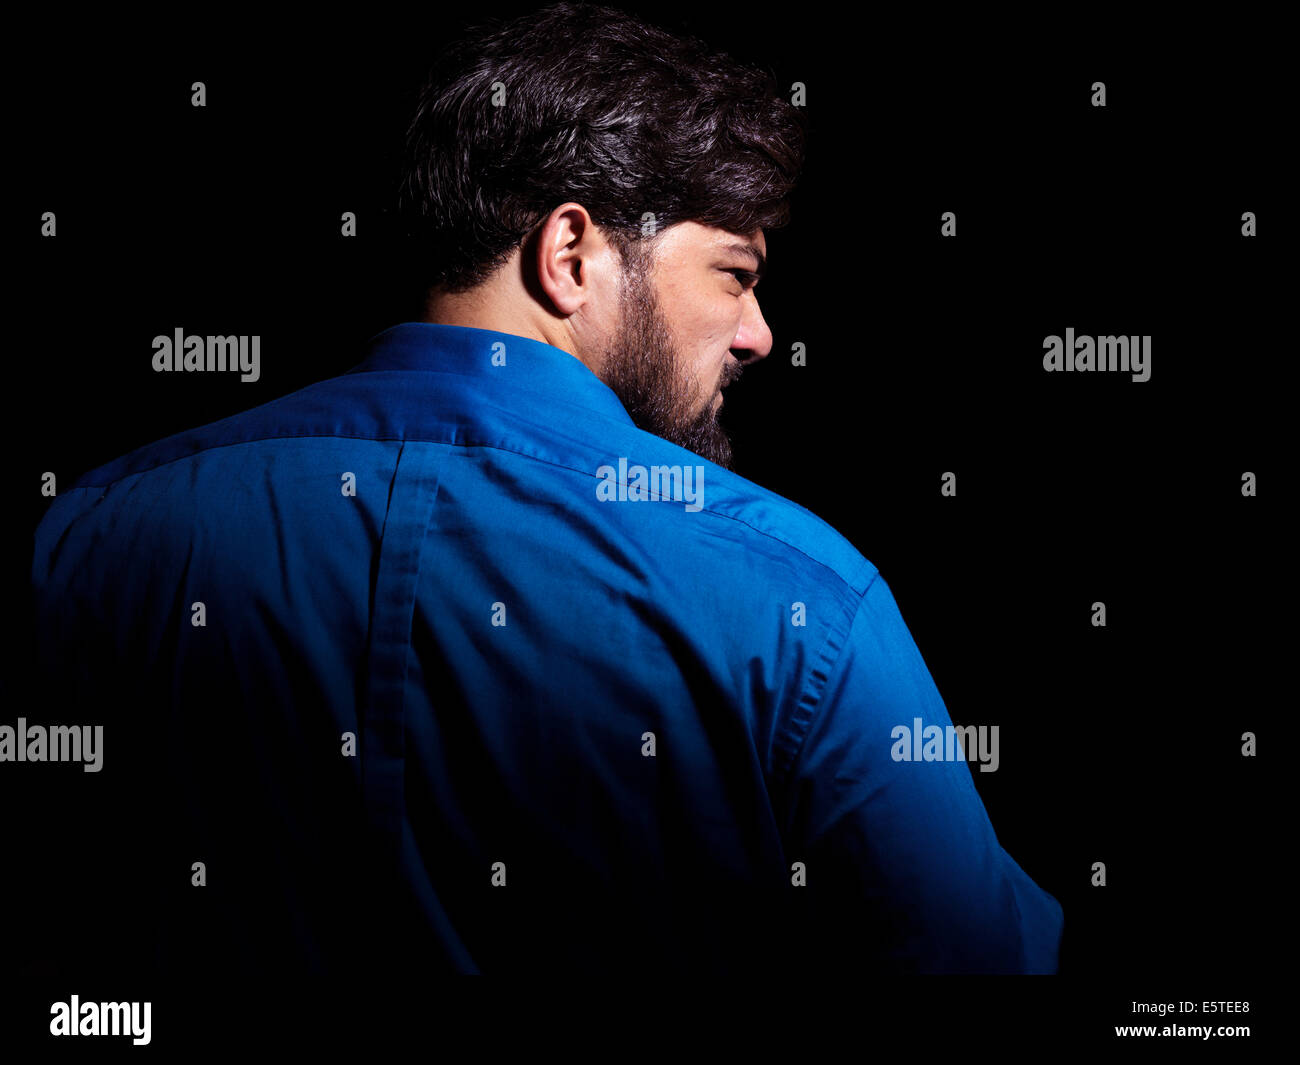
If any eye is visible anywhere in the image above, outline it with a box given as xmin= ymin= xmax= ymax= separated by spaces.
xmin=725 ymin=269 xmax=759 ymax=291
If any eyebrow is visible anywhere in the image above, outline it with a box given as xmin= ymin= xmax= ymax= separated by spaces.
xmin=720 ymin=242 xmax=766 ymax=279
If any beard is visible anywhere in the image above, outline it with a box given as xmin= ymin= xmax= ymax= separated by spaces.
xmin=598 ymin=251 xmax=741 ymax=470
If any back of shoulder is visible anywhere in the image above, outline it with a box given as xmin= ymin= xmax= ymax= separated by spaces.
xmin=577 ymin=414 xmax=876 ymax=600
xmin=653 ymin=456 xmax=877 ymax=603
xmin=34 ymin=369 xmax=879 ymax=612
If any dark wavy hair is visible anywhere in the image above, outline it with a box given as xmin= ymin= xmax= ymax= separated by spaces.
xmin=397 ymin=2 xmax=806 ymax=293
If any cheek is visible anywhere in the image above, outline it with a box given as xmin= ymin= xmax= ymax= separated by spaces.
xmin=706 ymin=305 xmax=744 ymax=358
xmin=659 ymin=278 xmax=739 ymax=364
xmin=685 ymin=312 xmax=735 ymax=377
xmin=683 ymin=295 xmax=741 ymax=348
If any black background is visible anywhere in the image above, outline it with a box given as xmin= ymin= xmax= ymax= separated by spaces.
xmin=5 ymin=5 xmax=1284 ymax=1051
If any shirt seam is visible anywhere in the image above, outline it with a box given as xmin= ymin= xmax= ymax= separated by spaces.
xmin=773 ymin=568 xmax=884 ymax=784
xmin=69 ymin=432 xmax=870 ymax=588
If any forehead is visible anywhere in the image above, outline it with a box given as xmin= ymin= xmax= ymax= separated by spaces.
xmin=660 ymin=220 xmax=767 ymax=258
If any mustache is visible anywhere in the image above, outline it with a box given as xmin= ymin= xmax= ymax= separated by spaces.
xmin=717 ymin=359 xmax=744 ymax=389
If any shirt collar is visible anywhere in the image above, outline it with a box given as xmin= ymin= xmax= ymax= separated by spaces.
xmin=345 ymin=322 xmax=635 ymax=428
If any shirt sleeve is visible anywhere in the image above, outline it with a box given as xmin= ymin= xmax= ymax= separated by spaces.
xmin=778 ymin=572 xmax=1064 ymax=973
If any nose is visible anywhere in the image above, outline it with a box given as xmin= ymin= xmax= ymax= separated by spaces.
xmin=732 ymin=292 xmax=773 ymax=365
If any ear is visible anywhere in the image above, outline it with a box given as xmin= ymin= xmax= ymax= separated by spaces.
xmin=533 ymin=202 xmax=615 ymax=316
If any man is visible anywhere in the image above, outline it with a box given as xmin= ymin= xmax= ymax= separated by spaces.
xmin=29 ymin=2 xmax=1062 ymax=988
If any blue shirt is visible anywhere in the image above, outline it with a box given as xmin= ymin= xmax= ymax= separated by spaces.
xmin=30 ymin=322 xmax=1063 ymax=978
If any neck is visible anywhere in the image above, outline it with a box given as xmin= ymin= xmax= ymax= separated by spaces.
xmin=419 ymin=284 xmax=592 ymax=371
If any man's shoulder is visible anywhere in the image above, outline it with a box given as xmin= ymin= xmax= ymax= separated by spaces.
xmin=42 ymin=366 xmax=876 ymax=597
xmin=656 ymin=451 xmax=876 ymax=595
xmin=63 ymin=376 xmax=362 ymax=493
xmin=543 ymin=407 xmax=876 ymax=596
